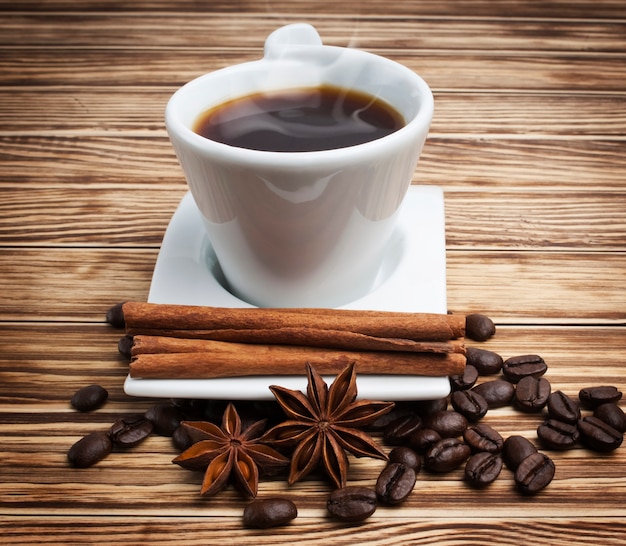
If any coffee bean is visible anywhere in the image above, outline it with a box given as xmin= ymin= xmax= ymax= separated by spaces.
xmin=388 ymin=446 xmax=421 ymax=471
xmin=145 ymin=403 xmax=184 ymax=436
xmin=171 ymin=398 xmax=219 ymax=421
xmin=537 ymin=419 xmax=580 ymax=450
xmin=105 ymin=302 xmax=126 ymax=328
xmin=327 ymin=486 xmax=377 ymax=523
xmin=368 ymin=407 xmax=414 ymax=431
xmin=465 ymin=452 xmax=503 ymax=486
xmin=423 ymin=410 xmax=468 ymax=438
xmin=413 ymin=398 xmax=449 ymax=417
xmin=514 ymin=376 xmax=551 ymax=413
xmin=547 ymin=390 xmax=581 ymax=424
xmin=68 ymin=431 xmax=113 ymax=468
xmin=109 ymin=414 xmax=153 ymax=447
xmin=466 ymin=347 xmax=503 ymax=375
xmin=117 ymin=335 xmax=133 ymax=358
xmin=593 ymin=403 xmax=626 ymax=433
xmin=514 ymin=452 xmax=555 ymax=495
xmin=502 ymin=435 xmax=538 ymax=470
xmin=243 ymin=497 xmax=297 ymax=529
xmin=172 ymin=424 xmax=194 ymax=452
xmin=463 ymin=424 xmax=503 ymax=453
xmin=238 ymin=400 xmax=283 ymax=430
xmin=408 ymin=428 xmax=441 ymax=454
xmin=502 ymin=355 xmax=547 ymax=383
xmin=424 ymin=438 xmax=471 ymax=473
xmin=450 ymin=365 xmax=479 ymax=391
xmin=451 ymin=390 xmax=488 ymax=422
xmin=70 ymin=384 xmax=108 ymax=412
xmin=383 ymin=414 xmax=423 ymax=445
xmin=375 ymin=463 xmax=417 ymax=505
xmin=579 ymin=386 xmax=623 ymax=408
xmin=472 ymin=380 xmax=515 ymax=408
xmin=578 ymin=416 xmax=623 ymax=452
xmin=465 ymin=314 xmax=496 ymax=341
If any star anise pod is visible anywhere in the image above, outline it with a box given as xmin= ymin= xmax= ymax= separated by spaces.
xmin=260 ymin=362 xmax=395 ymax=489
xmin=172 ymin=403 xmax=290 ymax=497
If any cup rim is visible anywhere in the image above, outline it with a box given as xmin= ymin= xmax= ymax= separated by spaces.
xmin=165 ymin=47 xmax=434 ymax=166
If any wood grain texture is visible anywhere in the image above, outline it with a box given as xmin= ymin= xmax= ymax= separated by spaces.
xmin=3 ymin=134 xmax=625 ymax=188
xmin=1 ymin=249 xmax=624 ymax=322
xmin=1 ymin=1 xmax=625 ymax=543
xmin=1 ymin=187 xmax=625 ymax=250
xmin=1 ymin=0 xmax=625 ymax=18
xmin=2 ymin=49 xmax=625 ymax=92
xmin=0 ymin=517 xmax=625 ymax=546
xmin=3 ymin=91 xmax=626 ymax=136
xmin=2 ymin=323 xmax=624 ymax=401
xmin=3 ymin=14 xmax=626 ymax=53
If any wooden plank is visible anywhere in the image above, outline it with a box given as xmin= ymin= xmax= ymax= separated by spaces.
xmin=2 ymin=14 xmax=626 ymax=53
xmin=2 ymin=90 xmax=625 ymax=137
xmin=446 ymin=251 xmax=626 ymax=323
xmin=431 ymin=93 xmax=626 ymax=137
xmin=1 ymin=136 xmax=625 ymax=189
xmin=0 ymin=187 xmax=625 ymax=250
xmin=0 ymin=249 xmax=624 ymax=323
xmin=0 ymin=89 xmax=175 ymax=135
xmin=0 ymin=249 xmax=156 ymax=321
xmin=0 ymin=517 xmax=625 ymax=546
xmin=2 ymin=324 xmax=624 ymax=406
xmin=1 ymin=0 xmax=625 ymax=19
xmin=443 ymin=190 xmax=626 ymax=251
xmin=0 ymin=324 xmax=131 ymax=407
xmin=1 ymin=49 xmax=625 ymax=92
xmin=0 ymin=136 xmax=181 ymax=182
xmin=0 ymin=186 xmax=185 ymax=246
xmin=418 ymin=138 xmax=626 ymax=188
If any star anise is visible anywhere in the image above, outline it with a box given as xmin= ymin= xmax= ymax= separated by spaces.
xmin=260 ymin=362 xmax=395 ymax=489
xmin=172 ymin=403 xmax=290 ymax=497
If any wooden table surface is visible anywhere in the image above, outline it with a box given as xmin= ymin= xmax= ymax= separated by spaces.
xmin=1 ymin=1 xmax=625 ymax=544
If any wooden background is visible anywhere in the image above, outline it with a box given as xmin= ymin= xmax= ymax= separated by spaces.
xmin=1 ymin=1 xmax=625 ymax=544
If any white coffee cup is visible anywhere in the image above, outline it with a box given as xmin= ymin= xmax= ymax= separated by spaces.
xmin=165 ymin=23 xmax=434 ymax=308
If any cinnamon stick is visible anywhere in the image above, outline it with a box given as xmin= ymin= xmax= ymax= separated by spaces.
xmin=131 ymin=332 xmax=465 ymax=355
xmin=129 ymin=340 xmax=466 ymax=379
xmin=122 ymin=302 xmax=465 ymax=342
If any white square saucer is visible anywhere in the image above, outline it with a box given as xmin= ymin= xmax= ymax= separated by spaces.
xmin=123 ymin=185 xmax=452 ymax=401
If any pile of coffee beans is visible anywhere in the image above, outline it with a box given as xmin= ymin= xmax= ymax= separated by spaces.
xmin=66 ymin=397 xmax=286 ymax=470
xmin=66 ymin=309 xmax=624 ymax=528
xmin=320 ymin=347 xmax=623 ymax=524
xmin=372 ymin=347 xmax=624 ymax=500
xmin=67 ymin=380 xmax=625 ymax=527
xmin=66 ymin=373 xmax=624 ymax=525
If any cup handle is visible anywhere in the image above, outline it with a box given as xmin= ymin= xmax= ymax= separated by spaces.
xmin=264 ymin=23 xmax=323 ymax=59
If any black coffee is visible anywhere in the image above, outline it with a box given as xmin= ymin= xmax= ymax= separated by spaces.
xmin=193 ymin=85 xmax=405 ymax=152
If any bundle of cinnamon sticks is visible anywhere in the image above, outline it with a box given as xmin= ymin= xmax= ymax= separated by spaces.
xmin=120 ymin=302 xmax=467 ymax=380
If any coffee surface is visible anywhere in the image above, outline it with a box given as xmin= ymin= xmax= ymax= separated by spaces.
xmin=193 ymin=85 xmax=405 ymax=152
